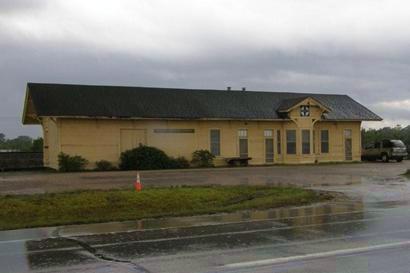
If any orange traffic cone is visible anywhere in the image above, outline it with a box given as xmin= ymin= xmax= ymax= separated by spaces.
xmin=134 ymin=172 xmax=143 ymax=192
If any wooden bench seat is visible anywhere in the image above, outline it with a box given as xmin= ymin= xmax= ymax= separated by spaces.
xmin=225 ymin=157 xmax=252 ymax=166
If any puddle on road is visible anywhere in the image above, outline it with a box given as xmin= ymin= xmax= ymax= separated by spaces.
xmin=1 ymin=200 xmax=369 ymax=273
xmin=78 ymin=202 xmax=366 ymax=260
xmin=21 ymin=202 xmax=364 ymax=270
xmin=320 ymin=175 xmax=410 ymax=206
xmin=58 ymin=201 xmax=363 ymax=237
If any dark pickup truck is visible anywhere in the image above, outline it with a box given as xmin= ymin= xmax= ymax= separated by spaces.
xmin=362 ymin=139 xmax=407 ymax=162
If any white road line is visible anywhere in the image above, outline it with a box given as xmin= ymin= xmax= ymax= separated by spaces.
xmin=21 ymin=215 xmax=402 ymax=250
xmin=17 ymin=227 xmax=410 ymax=257
xmin=0 ymin=210 xmax=385 ymax=248
xmin=79 ymin=217 xmax=381 ymax=247
xmin=138 ymin=228 xmax=410 ymax=263
xmin=222 ymin=240 xmax=410 ymax=269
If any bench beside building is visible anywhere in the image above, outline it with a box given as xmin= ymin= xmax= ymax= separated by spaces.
xmin=22 ymin=83 xmax=382 ymax=169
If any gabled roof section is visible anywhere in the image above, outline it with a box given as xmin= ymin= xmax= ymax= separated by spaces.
xmin=22 ymin=86 xmax=39 ymax=124
xmin=277 ymin=97 xmax=308 ymax=112
xmin=22 ymin=83 xmax=382 ymax=124
xmin=277 ymin=96 xmax=331 ymax=113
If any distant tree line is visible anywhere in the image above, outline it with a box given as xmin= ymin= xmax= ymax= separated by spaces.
xmin=0 ymin=133 xmax=43 ymax=152
xmin=362 ymin=125 xmax=410 ymax=148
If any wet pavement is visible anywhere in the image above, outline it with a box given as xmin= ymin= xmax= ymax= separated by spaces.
xmin=2 ymin=163 xmax=410 ymax=272
xmin=1 ymin=161 xmax=410 ymax=195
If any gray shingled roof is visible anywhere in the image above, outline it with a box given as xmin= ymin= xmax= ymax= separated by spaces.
xmin=23 ymin=83 xmax=382 ymax=123
xmin=277 ymin=97 xmax=309 ymax=112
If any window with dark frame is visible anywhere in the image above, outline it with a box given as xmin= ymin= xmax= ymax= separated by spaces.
xmin=302 ymin=129 xmax=310 ymax=154
xmin=210 ymin=129 xmax=220 ymax=156
xmin=300 ymin=105 xmax=310 ymax=117
xmin=321 ymin=130 xmax=329 ymax=153
xmin=286 ymin=130 xmax=296 ymax=154
xmin=277 ymin=130 xmax=281 ymax=155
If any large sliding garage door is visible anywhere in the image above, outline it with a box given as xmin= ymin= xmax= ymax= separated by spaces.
xmin=120 ymin=129 xmax=147 ymax=153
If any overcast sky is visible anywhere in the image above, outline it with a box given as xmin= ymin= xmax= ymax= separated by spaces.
xmin=1 ymin=0 xmax=410 ymax=138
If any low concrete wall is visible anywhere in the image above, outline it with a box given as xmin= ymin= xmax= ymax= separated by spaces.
xmin=0 ymin=152 xmax=43 ymax=170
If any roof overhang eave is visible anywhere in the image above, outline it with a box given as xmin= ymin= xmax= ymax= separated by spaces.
xmin=321 ymin=118 xmax=383 ymax=122
xmin=36 ymin=115 xmax=291 ymax=122
xmin=22 ymin=86 xmax=42 ymax=125
xmin=21 ymin=85 xmax=30 ymax=124
xmin=23 ymin=118 xmax=41 ymax=125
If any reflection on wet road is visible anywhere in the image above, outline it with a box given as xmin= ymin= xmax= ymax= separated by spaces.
xmin=2 ymin=173 xmax=410 ymax=272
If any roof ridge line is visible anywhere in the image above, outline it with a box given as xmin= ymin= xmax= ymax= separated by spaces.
xmin=27 ymin=82 xmax=347 ymax=96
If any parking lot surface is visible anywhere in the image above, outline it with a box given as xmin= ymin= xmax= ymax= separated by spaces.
xmin=1 ymin=161 xmax=410 ymax=194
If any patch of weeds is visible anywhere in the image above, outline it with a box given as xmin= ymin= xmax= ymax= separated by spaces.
xmin=0 ymin=186 xmax=331 ymax=230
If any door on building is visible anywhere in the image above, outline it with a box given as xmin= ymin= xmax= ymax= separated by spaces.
xmin=238 ymin=129 xmax=248 ymax=158
xmin=120 ymin=129 xmax=147 ymax=153
xmin=264 ymin=129 xmax=274 ymax=163
xmin=344 ymin=129 xmax=353 ymax=160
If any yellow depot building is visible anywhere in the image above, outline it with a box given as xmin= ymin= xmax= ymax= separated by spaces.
xmin=22 ymin=83 xmax=382 ymax=169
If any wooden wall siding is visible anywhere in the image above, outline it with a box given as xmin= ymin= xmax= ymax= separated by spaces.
xmin=41 ymin=116 xmax=362 ymax=169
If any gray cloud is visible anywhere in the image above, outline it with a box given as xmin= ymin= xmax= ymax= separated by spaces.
xmin=0 ymin=0 xmax=46 ymax=14
xmin=1 ymin=0 xmax=410 ymax=137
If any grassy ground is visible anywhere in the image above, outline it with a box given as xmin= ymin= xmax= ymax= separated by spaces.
xmin=0 ymin=186 xmax=331 ymax=230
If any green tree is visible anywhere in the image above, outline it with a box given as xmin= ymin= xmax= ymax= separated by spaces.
xmin=0 ymin=135 xmax=36 ymax=152
xmin=31 ymin=137 xmax=43 ymax=152
xmin=362 ymin=125 xmax=410 ymax=150
xmin=6 ymin=136 xmax=33 ymax=151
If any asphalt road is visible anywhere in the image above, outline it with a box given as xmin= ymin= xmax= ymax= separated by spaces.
xmin=2 ymin=162 xmax=410 ymax=272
